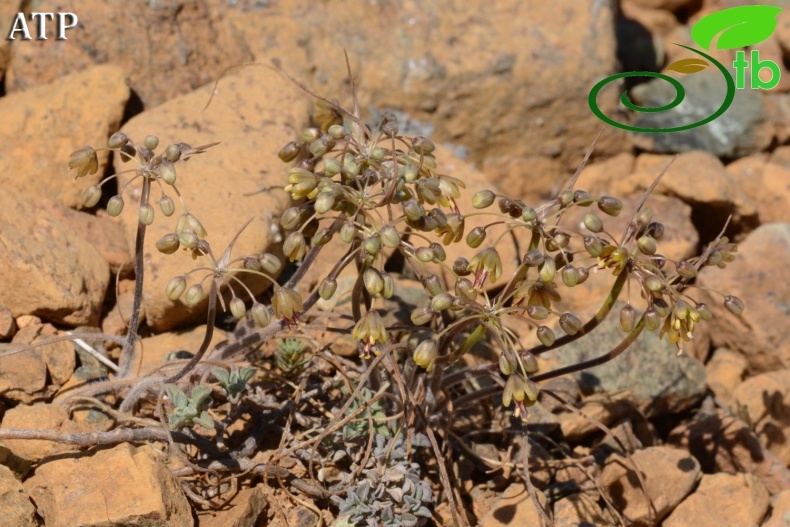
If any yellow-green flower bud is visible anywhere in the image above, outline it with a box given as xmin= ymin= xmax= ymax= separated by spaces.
xmin=413 ymin=339 xmax=438 ymax=372
xmin=184 ymin=284 xmax=204 ymax=307
xmin=278 ymin=141 xmax=301 ymax=162
xmin=638 ymin=235 xmax=657 ymax=256
xmin=412 ymin=136 xmax=435 ymax=155
xmin=619 ymin=304 xmax=636 ymax=332
xmin=696 ymin=303 xmax=713 ymax=321
xmin=166 ymin=276 xmax=187 ymax=301
xmin=724 ymin=296 xmax=744 ymax=317
xmin=466 ymin=227 xmax=486 ymax=248
xmin=108 ymin=132 xmax=129 ymax=149
xmin=382 ymin=272 xmax=395 ymax=299
xmin=259 ymin=254 xmax=281 ymax=275
xmin=319 ymin=277 xmax=337 ymax=300
xmin=179 ymin=231 xmax=199 ymax=249
xmin=380 ymin=225 xmax=400 ymax=249
xmin=230 ymin=297 xmax=246 ymax=319
xmin=328 ymin=124 xmax=346 ymax=140
xmin=280 ymin=207 xmax=302 ymax=231
xmin=562 ymin=265 xmax=580 ymax=287
xmin=363 ymin=235 xmax=381 ymax=256
xmin=284 ymin=232 xmax=306 ymax=261
xmin=584 ymin=213 xmax=604 ymax=233
xmin=527 ymin=305 xmax=549 ymax=320
xmin=158 ymin=195 xmax=175 ymax=217
xmin=676 ymin=261 xmax=697 ymax=279
xmin=431 ymin=292 xmax=454 ymax=311
xmin=314 ymin=192 xmax=335 ymax=214
xmin=156 ymin=233 xmax=180 ymax=254
xmin=472 ymin=190 xmax=496 ymax=209
xmin=573 ymin=190 xmax=594 ymax=206
xmin=522 ymin=206 xmax=537 ymax=223
xmin=559 ymin=312 xmax=583 ymax=335
xmin=158 ymin=159 xmax=176 ymax=185
xmin=539 ymin=258 xmax=556 ymax=283
xmin=340 ymin=221 xmax=357 ymax=243
xmin=645 ymin=275 xmax=663 ymax=292
xmin=82 ymin=185 xmax=102 ymax=208
xmin=598 ymin=196 xmax=623 ymax=216
xmin=416 ymin=247 xmax=434 ymax=262
xmin=537 ymin=326 xmax=556 ymax=347
xmin=364 ymin=268 xmax=384 ymax=295
xmin=107 ymin=195 xmax=125 ymax=217
xmin=455 ymin=278 xmax=476 ymax=303
xmin=411 ymin=306 xmax=435 ymax=326
xmin=584 ymin=236 xmax=604 ymax=257
xmin=251 ymin=303 xmax=270 ymax=327
xmin=144 ymin=135 xmax=159 ymax=150
xmin=645 ymin=306 xmax=661 ymax=331
xmin=165 ymin=144 xmax=180 ymax=162
xmin=139 ymin=203 xmax=155 ymax=225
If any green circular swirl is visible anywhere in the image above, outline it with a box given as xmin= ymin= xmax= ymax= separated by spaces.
xmin=588 ymin=45 xmax=736 ymax=133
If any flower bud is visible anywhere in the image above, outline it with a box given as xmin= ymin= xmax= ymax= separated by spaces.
xmin=430 ymin=242 xmax=446 ymax=262
xmin=158 ymin=195 xmax=175 ymax=217
xmin=82 ymin=185 xmax=102 ymax=208
xmin=278 ymin=141 xmax=301 ymax=162
xmin=381 ymin=272 xmax=395 ymax=299
xmin=573 ymin=190 xmax=594 ymax=206
xmin=416 ymin=247 xmax=434 ymax=262
xmin=466 ymin=227 xmax=486 ymax=248
xmin=724 ymin=296 xmax=744 ymax=317
xmin=522 ymin=206 xmax=537 ymax=223
xmin=558 ymin=189 xmax=574 ymax=207
xmin=619 ymin=304 xmax=636 ymax=332
xmin=454 ymin=257 xmax=471 ymax=276
xmin=539 ymin=258 xmax=556 ymax=283
xmin=562 ymin=265 xmax=580 ymax=287
xmin=328 ymin=124 xmax=346 ymax=140
xmin=403 ymin=163 xmax=419 ymax=183
xmin=363 ymin=235 xmax=381 ymax=256
xmin=179 ymin=231 xmax=199 ymax=249
xmin=107 ymin=195 xmax=125 ymax=217
xmin=645 ymin=275 xmax=663 ymax=292
xmin=311 ymin=228 xmax=331 ymax=247
xmin=584 ymin=236 xmax=604 ymax=257
xmin=284 ymin=232 xmax=306 ymax=261
xmin=472 ymin=190 xmax=496 ymax=209
xmin=576 ymin=266 xmax=590 ymax=285
xmin=364 ymin=268 xmax=384 ymax=295
xmin=230 ymin=297 xmax=246 ymax=319
xmin=645 ymin=306 xmax=661 ymax=331
xmin=696 ymin=303 xmax=713 ymax=321
xmin=403 ymin=200 xmax=423 ymax=222
xmin=319 ymin=277 xmax=337 ymax=300
xmin=523 ymin=249 xmax=544 ymax=267
xmin=646 ymin=222 xmax=665 ymax=240
xmin=139 ymin=203 xmax=155 ymax=225
xmin=184 ymin=284 xmax=204 ymax=307
xmin=423 ymin=274 xmax=445 ymax=296
xmin=413 ymin=340 xmax=438 ymax=372
xmin=260 ymin=253 xmax=282 ymax=275
xmin=503 ymin=373 xmax=528 ymax=407
xmin=455 ymin=278 xmax=477 ymax=302
xmin=280 ymin=207 xmax=302 ymax=231
xmin=108 ymin=132 xmax=129 ymax=149
xmin=165 ymin=144 xmax=181 ymax=162
xmin=166 ymin=276 xmax=187 ymax=301
xmin=301 ymin=128 xmax=321 ymax=143
xmin=674 ymin=299 xmax=689 ymax=320
xmin=323 ymin=157 xmax=341 ymax=176
xmin=158 ymin=159 xmax=176 ymax=185
xmin=144 ymin=135 xmax=159 ymax=150
xmin=244 ymin=257 xmax=262 ymax=271
xmin=412 ymin=136 xmax=435 ymax=155
xmin=559 ymin=312 xmax=583 ymax=335
xmin=527 ymin=305 xmax=549 ymax=320
xmin=340 ymin=221 xmax=357 ymax=243
xmin=251 ymin=303 xmax=270 ymax=327
xmin=636 ymin=207 xmax=653 ymax=227
xmin=584 ymin=213 xmax=604 ymax=233
xmin=598 ymin=196 xmax=623 ymax=216
xmin=637 ymin=235 xmax=657 ymax=256
xmin=653 ymin=298 xmax=670 ymax=317
xmin=431 ymin=292 xmax=454 ymax=311
xmin=499 ymin=352 xmax=515 ymax=376
xmin=676 ymin=261 xmax=697 ymax=279
xmin=272 ymin=287 xmax=304 ymax=320
xmin=156 ymin=233 xmax=180 ymax=254
xmin=314 ymin=192 xmax=335 ymax=214
xmin=185 ymin=214 xmax=207 ymax=238
xmin=537 ymin=326 xmax=556 ymax=347
xmin=411 ymin=306 xmax=435 ymax=326
xmin=380 ymin=225 xmax=400 ymax=248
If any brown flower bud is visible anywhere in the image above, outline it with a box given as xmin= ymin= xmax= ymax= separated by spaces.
xmin=619 ymin=304 xmax=636 ymax=332
xmin=537 ymin=326 xmax=556 ymax=347
xmin=559 ymin=312 xmax=583 ymax=335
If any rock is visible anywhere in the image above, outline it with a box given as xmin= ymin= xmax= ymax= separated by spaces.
xmin=601 ymin=446 xmax=701 ymax=527
xmin=706 ymin=348 xmax=748 ymax=407
xmin=553 ymin=493 xmax=614 ymax=527
xmin=0 ymin=2 xmax=21 ymax=76
xmin=628 ymin=71 xmax=771 ymax=157
xmin=33 ymin=336 xmax=76 ymax=387
xmin=0 ymin=307 xmax=14 ymax=342
xmin=0 ymin=464 xmax=36 ymax=527
xmin=117 ymin=66 xmax=301 ymax=331
xmin=481 ymin=155 xmax=564 ymax=200
xmin=763 ymin=490 xmax=790 ymax=527
xmin=0 ymin=65 xmax=129 ymax=208
xmin=139 ymin=325 xmax=227 ymax=376
xmin=0 ymin=345 xmax=47 ymax=398
xmin=557 ymin=391 xmax=638 ymax=442
xmin=663 ymin=473 xmax=769 ymax=527
xmin=732 ymin=370 xmax=790 ymax=467
xmin=24 ymin=443 xmax=194 ymax=527
xmin=545 ymin=301 xmax=708 ymax=417
xmin=0 ymin=187 xmax=109 ymax=326
xmin=698 ymin=224 xmax=790 ymax=371
xmin=726 ymin=158 xmax=790 ymax=226
xmin=6 ymin=0 xmax=251 ymax=109
xmin=578 ymin=152 xmax=636 ymax=194
xmin=199 ymin=485 xmax=268 ymax=527
xmin=0 ymin=403 xmax=80 ymax=461
xmin=481 ymin=483 xmax=547 ymax=527
xmin=770 ymin=145 xmax=790 ymax=170
xmin=228 ymin=0 xmax=628 ymax=171
xmin=101 ymin=279 xmax=142 ymax=339
xmin=620 ymin=1 xmax=679 ymax=37
xmin=667 ymin=409 xmax=790 ymax=495
xmin=44 ymin=200 xmax=132 ymax=276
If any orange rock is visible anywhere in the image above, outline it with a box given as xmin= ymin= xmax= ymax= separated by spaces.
xmin=726 ymin=157 xmax=790 ymax=226
xmin=199 ymin=486 xmax=268 ymax=527
xmin=0 ymin=464 xmax=36 ymax=527
xmin=663 ymin=473 xmax=769 ymax=527
xmin=553 ymin=493 xmax=614 ymax=527
xmin=705 ymin=348 xmax=748 ymax=407
xmin=762 ymin=489 xmax=790 ymax=527
xmin=0 ymin=403 xmax=80 ymax=462
xmin=24 ymin=443 xmax=193 ymax=527
xmin=732 ymin=370 xmax=790 ymax=467
xmin=480 ymin=483 xmax=547 ymax=527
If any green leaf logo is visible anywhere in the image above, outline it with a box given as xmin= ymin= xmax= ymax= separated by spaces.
xmin=691 ymin=5 xmax=782 ymax=50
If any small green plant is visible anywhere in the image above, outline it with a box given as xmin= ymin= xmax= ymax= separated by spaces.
xmin=165 ymin=384 xmax=214 ymax=430
xmin=340 ymin=386 xmax=389 ymax=442
xmin=274 ymin=338 xmax=311 ymax=378
xmin=211 ymin=365 xmax=256 ymax=404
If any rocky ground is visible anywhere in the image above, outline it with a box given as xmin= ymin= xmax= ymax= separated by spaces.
xmin=0 ymin=0 xmax=789 ymax=525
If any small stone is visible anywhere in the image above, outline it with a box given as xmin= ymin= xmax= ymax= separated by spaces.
xmin=199 ymin=486 xmax=268 ymax=527
xmin=601 ymin=446 xmax=701 ymax=527
xmin=557 ymin=391 xmax=637 ymax=442
xmin=663 ymin=473 xmax=769 ymax=527
xmin=553 ymin=493 xmax=614 ymax=527
xmin=726 ymin=158 xmax=790 ymax=226
xmin=481 ymin=483 xmax=547 ymax=527
xmin=763 ymin=489 xmax=790 ymax=527
xmin=705 ymin=348 xmax=748 ymax=407
xmin=732 ymin=370 xmax=790 ymax=467
xmin=0 ymin=464 xmax=36 ymax=527
xmin=139 ymin=325 xmax=227 ymax=375
xmin=24 ymin=443 xmax=193 ymax=527
xmin=0 ymin=403 xmax=80 ymax=462
xmin=0 ymin=307 xmax=15 ymax=341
